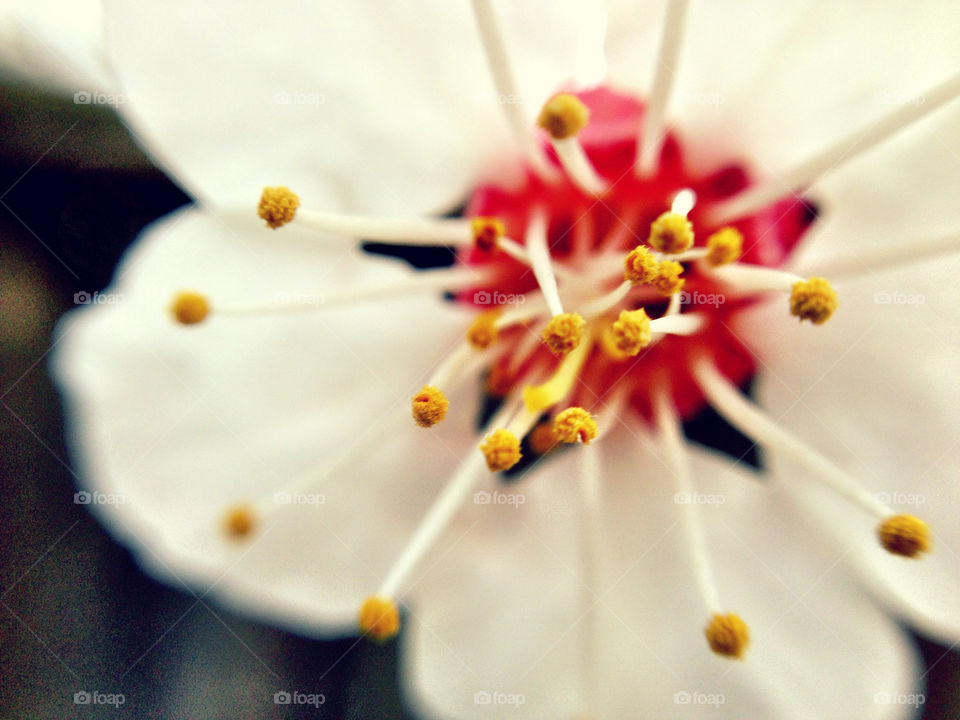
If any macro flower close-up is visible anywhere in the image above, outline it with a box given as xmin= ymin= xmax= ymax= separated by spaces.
xmin=44 ymin=1 xmax=960 ymax=718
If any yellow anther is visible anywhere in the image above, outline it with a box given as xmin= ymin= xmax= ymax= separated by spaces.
xmin=878 ymin=514 xmax=931 ymax=558
xmin=542 ymin=312 xmax=586 ymax=356
xmin=704 ymin=613 xmax=750 ymax=659
xmin=648 ymin=211 xmax=694 ymax=254
xmin=599 ymin=325 xmax=631 ymax=362
xmin=223 ymin=504 xmax=255 ymax=539
xmin=553 ymin=407 xmax=598 ymax=444
xmin=258 ymin=186 xmax=299 ymax=228
xmin=651 ymin=260 xmax=685 ymax=296
xmin=358 ymin=595 xmax=400 ymax=642
xmin=705 ymin=227 xmax=743 ymax=266
xmin=527 ymin=422 xmax=559 ymax=456
xmin=170 ymin=291 xmax=210 ymax=325
xmin=411 ymin=385 xmax=449 ymax=428
xmin=624 ymin=245 xmax=660 ymax=286
xmin=479 ymin=429 xmax=522 ymax=472
xmin=611 ymin=308 xmax=652 ymax=356
xmin=471 ymin=217 xmax=505 ymax=252
xmin=467 ymin=310 xmax=500 ymax=349
xmin=537 ymin=93 xmax=589 ymax=140
xmin=789 ymin=277 xmax=838 ymax=325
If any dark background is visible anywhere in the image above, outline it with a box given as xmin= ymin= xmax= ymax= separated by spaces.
xmin=1 ymin=83 xmax=958 ymax=719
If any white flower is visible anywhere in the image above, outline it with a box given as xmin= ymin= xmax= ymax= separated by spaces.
xmin=53 ymin=2 xmax=960 ymax=718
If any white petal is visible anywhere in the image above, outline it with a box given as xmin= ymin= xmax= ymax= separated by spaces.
xmin=404 ymin=432 xmax=921 ymax=719
xmin=606 ymin=1 xmax=960 ymax=177
xmin=736 ymin=249 xmax=960 ymax=642
xmin=0 ymin=0 xmax=112 ymax=93
xmin=53 ymin=207 xmax=482 ymax=635
xmin=102 ymin=1 xmax=606 ymax=212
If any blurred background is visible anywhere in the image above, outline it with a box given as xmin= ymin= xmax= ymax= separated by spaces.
xmin=1 ymin=82 xmax=959 ymax=720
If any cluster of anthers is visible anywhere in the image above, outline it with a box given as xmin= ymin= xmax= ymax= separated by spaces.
xmin=164 ymin=1 xmax=948 ymax=669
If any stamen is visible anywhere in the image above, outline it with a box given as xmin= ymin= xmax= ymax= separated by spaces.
xmin=577 ymin=281 xmax=631 ymax=321
xmin=624 ymin=245 xmax=660 ymax=285
xmin=648 ymin=211 xmax=694 ymax=254
xmin=471 ymin=216 xmax=505 ymax=252
xmin=222 ymin=503 xmax=256 ymax=539
xmin=479 ymin=428 xmax=522 ymax=471
xmin=692 ymin=359 xmax=911 ymax=523
xmin=376 ymin=398 xmax=527 ymax=600
xmin=878 ymin=515 xmax=931 ymax=558
xmin=469 ymin=0 xmax=557 ymax=181
xmin=709 ymin=71 xmax=960 ymax=223
xmin=258 ymin=186 xmax=300 ymax=228
xmin=358 ymin=595 xmax=400 ymax=643
xmin=704 ymin=613 xmax=750 ymax=659
xmin=704 ymin=227 xmax=743 ymax=266
xmin=526 ymin=208 xmax=566 ymax=317
xmin=636 ymin=0 xmax=690 ymax=177
xmin=412 ymin=386 xmax=449 ymax=428
xmin=611 ymin=308 xmax=652 ymax=356
xmin=542 ymin=312 xmax=586 ymax=356
xmin=670 ymin=188 xmax=697 ymax=217
xmin=789 ymin=277 xmax=839 ymax=325
xmin=553 ymin=407 xmax=598 ymax=444
xmin=651 ymin=259 xmax=685 ymax=296
xmin=538 ymin=94 xmax=608 ymax=196
xmin=654 ymin=389 xmax=746 ymax=659
xmin=170 ymin=291 xmax=210 ymax=325
xmin=524 ymin=332 xmax=593 ymax=413
xmin=467 ymin=309 xmax=501 ymax=349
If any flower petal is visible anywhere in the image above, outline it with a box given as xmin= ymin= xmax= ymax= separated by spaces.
xmin=737 ymin=248 xmax=960 ymax=642
xmin=102 ymin=1 xmax=606 ymax=212
xmin=53 ymin=207 xmax=482 ymax=634
xmin=404 ymin=434 xmax=921 ymax=719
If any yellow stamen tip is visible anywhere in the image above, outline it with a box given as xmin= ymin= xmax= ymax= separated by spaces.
xmin=878 ymin=514 xmax=931 ymax=558
xmin=258 ymin=186 xmax=299 ymax=229
xmin=648 ymin=211 xmax=694 ymax=254
xmin=471 ymin=217 xmax=505 ymax=252
xmin=223 ymin=504 xmax=255 ymax=540
xmin=611 ymin=308 xmax=652 ymax=356
xmin=790 ymin=277 xmax=838 ymax=324
xmin=170 ymin=291 xmax=210 ymax=325
xmin=652 ymin=260 xmax=685 ymax=296
xmin=624 ymin=245 xmax=660 ymax=286
xmin=537 ymin=93 xmax=589 ymax=140
xmin=542 ymin=312 xmax=586 ymax=357
xmin=705 ymin=613 xmax=750 ymax=659
xmin=467 ymin=310 xmax=500 ymax=349
xmin=527 ymin=422 xmax=559 ymax=456
xmin=479 ymin=429 xmax=522 ymax=472
xmin=553 ymin=407 xmax=598 ymax=445
xmin=358 ymin=595 xmax=400 ymax=642
xmin=705 ymin=227 xmax=744 ymax=266
xmin=411 ymin=385 xmax=449 ymax=428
